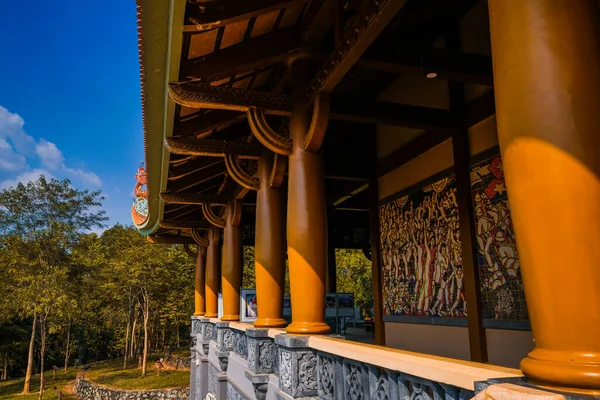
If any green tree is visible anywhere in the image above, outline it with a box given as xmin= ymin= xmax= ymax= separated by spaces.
xmin=335 ymin=249 xmax=373 ymax=317
xmin=0 ymin=176 xmax=107 ymax=395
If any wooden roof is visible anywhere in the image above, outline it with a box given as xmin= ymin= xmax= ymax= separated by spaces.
xmin=136 ymin=0 xmax=496 ymax=245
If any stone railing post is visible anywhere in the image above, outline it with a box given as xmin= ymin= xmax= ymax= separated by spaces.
xmin=245 ymin=329 xmax=278 ymax=400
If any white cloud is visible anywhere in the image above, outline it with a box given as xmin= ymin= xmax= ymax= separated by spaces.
xmin=0 ymin=138 xmax=27 ymax=171
xmin=0 ymin=106 xmax=36 ymax=155
xmin=36 ymin=139 xmax=64 ymax=170
xmin=0 ymin=105 xmax=102 ymax=189
xmin=0 ymin=168 xmax=55 ymax=190
xmin=65 ymin=167 xmax=102 ymax=187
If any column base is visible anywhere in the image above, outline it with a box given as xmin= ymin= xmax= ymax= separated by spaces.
xmin=520 ymin=349 xmax=600 ymax=395
xmin=254 ymin=318 xmax=287 ymax=328
xmin=221 ymin=314 xmax=240 ymax=322
xmin=193 ymin=312 xmax=205 ymax=317
xmin=204 ymin=312 xmax=218 ymax=318
xmin=286 ymin=321 xmax=330 ymax=334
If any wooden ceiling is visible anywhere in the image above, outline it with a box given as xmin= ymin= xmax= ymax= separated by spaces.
xmin=150 ymin=0 xmax=495 ymax=246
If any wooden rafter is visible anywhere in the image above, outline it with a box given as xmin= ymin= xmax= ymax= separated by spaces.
xmin=161 ymin=192 xmax=227 ymax=205
xmin=169 ymin=159 xmax=224 ymax=180
xmin=184 ymin=0 xmax=297 ymax=32
xmin=182 ymin=28 xmax=298 ymax=81
xmin=176 ymin=110 xmax=245 ymax=137
xmin=159 ymin=220 xmax=212 ymax=229
xmin=166 ymin=162 xmax=226 ymax=192
xmin=307 ymin=0 xmax=408 ymax=100
xmin=165 ymin=137 xmax=263 ymax=158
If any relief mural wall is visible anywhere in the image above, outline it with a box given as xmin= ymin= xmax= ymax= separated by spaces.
xmin=379 ymin=154 xmax=528 ymax=323
xmin=470 ymin=156 xmax=528 ymax=321
xmin=379 ymin=176 xmax=467 ymax=318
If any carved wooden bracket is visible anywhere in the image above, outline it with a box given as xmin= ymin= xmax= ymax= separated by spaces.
xmin=304 ymin=92 xmax=330 ymax=152
xmin=165 ymin=137 xmax=262 ymax=158
xmin=224 ymin=154 xmax=260 ymax=191
xmin=183 ymin=243 xmax=198 ymax=258
xmin=169 ymin=83 xmax=292 ymax=113
xmin=191 ymin=228 xmax=210 ymax=247
xmin=247 ymin=108 xmax=293 ymax=156
xmin=202 ymin=203 xmax=226 ymax=228
xmin=269 ymin=153 xmax=287 ymax=189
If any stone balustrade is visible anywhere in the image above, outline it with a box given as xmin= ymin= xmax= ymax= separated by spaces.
xmin=187 ymin=317 xmax=577 ymax=400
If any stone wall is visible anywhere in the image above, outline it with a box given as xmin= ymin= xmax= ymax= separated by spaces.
xmin=76 ymin=378 xmax=189 ymax=400
xmin=164 ymin=354 xmax=191 ymax=371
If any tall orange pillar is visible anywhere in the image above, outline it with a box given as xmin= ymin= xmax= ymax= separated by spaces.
xmin=194 ymin=247 xmax=207 ymax=316
xmin=254 ymin=152 xmax=287 ymax=328
xmin=204 ymin=227 xmax=221 ymax=318
xmin=221 ymin=201 xmax=242 ymax=321
xmin=489 ymin=0 xmax=600 ymax=392
xmin=286 ymin=54 xmax=330 ymax=334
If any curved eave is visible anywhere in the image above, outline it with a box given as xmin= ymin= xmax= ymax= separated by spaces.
xmin=136 ymin=0 xmax=186 ymax=236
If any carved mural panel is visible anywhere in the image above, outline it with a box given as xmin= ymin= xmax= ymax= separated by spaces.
xmin=470 ymin=155 xmax=527 ymax=321
xmin=379 ymin=176 xmax=466 ymax=318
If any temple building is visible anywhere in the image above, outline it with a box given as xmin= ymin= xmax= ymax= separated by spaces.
xmin=132 ymin=0 xmax=600 ymax=398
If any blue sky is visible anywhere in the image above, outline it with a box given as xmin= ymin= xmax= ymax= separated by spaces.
xmin=0 ymin=0 xmax=143 ymax=230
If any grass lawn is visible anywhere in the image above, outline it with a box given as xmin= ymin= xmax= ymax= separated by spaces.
xmin=83 ymin=354 xmax=189 ymax=390
xmin=0 ymin=354 xmax=189 ymax=399
xmin=0 ymin=367 xmax=78 ymax=399
xmin=169 ymin=347 xmax=191 ymax=357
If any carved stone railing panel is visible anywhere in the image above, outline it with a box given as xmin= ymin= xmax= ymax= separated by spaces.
xmin=232 ymin=328 xmax=248 ymax=360
xmin=275 ymin=334 xmax=318 ymax=399
xmin=368 ymin=366 xmax=399 ymax=400
xmin=215 ymin=322 xmax=233 ymax=372
xmin=191 ymin=316 xmax=202 ymax=335
xmin=199 ymin=319 xmax=215 ymax=356
xmin=317 ymin=351 xmax=342 ymax=400
xmin=342 ymin=358 xmax=370 ymax=400
xmin=398 ymin=373 xmax=447 ymax=400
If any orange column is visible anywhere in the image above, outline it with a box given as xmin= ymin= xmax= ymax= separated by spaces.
xmin=254 ymin=152 xmax=287 ymax=328
xmin=204 ymin=227 xmax=221 ymax=318
xmin=221 ymin=202 xmax=242 ymax=321
xmin=489 ymin=0 xmax=600 ymax=392
xmin=286 ymin=55 xmax=330 ymax=334
xmin=194 ymin=247 xmax=207 ymax=316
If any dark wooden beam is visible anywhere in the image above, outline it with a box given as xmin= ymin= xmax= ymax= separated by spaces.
xmin=307 ymin=0 xmax=408 ymax=100
xmin=447 ymin=29 xmax=487 ymax=362
xmin=148 ymin=234 xmax=195 ymax=245
xmin=184 ymin=0 xmax=297 ymax=32
xmin=165 ymin=137 xmax=263 ymax=158
xmin=159 ymin=220 xmax=212 ymax=230
xmin=170 ymin=82 xmax=458 ymax=130
xmin=161 ymin=192 xmax=228 ymax=205
xmin=356 ymin=47 xmax=493 ymax=86
xmin=331 ymin=98 xmax=456 ymax=130
xmin=181 ymin=28 xmax=298 ymax=81
xmin=176 ymin=110 xmax=245 ymax=137
xmin=463 ymin=90 xmax=495 ymax=127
